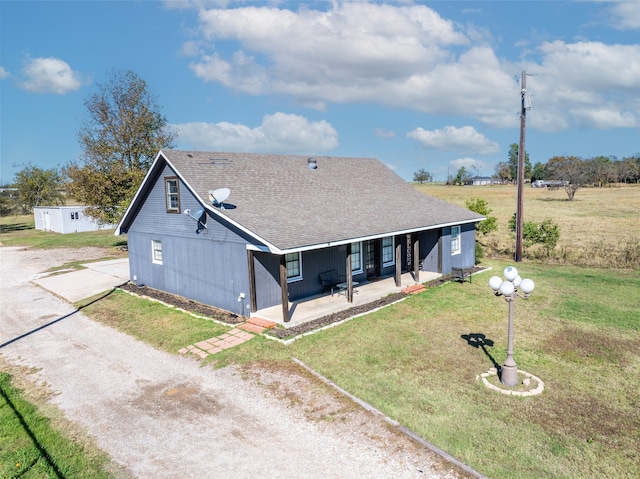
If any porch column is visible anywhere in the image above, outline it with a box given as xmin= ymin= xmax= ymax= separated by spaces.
xmin=279 ymin=255 xmax=290 ymax=322
xmin=413 ymin=234 xmax=420 ymax=283
xmin=346 ymin=243 xmax=353 ymax=302
xmin=394 ymin=236 xmax=402 ymax=287
xmin=246 ymin=250 xmax=257 ymax=313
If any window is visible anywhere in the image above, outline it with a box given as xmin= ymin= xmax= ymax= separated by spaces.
xmin=285 ymin=252 xmax=302 ymax=282
xmin=70 ymin=212 xmax=79 ymax=220
xmin=382 ymin=236 xmax=395 ymax=266
xmin=350 ymin=242 xmax=363 ymax=274
xmin=165 ymin=177 xmax=180 ymax=213
xmin=152 ymin=240 xmax=163 ymax=264
xmin=451 ymin=226 xmax=461 ymax=255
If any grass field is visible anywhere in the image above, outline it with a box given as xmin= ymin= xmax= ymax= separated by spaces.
xmin=0 ymin=215 xmax=126 ymax=253
xmin=415 ymin=183 xmax=640 ymax=267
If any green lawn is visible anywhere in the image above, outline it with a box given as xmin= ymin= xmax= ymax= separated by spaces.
xmin=0 ymin=372 xmax=120 ymax=479
xmin=77 ymin=259 xmax=640 ymax=479
xmin=0 ymin=215 xmax=126 ymax=252
xmin=282 ymin=261 xmax=639 ymax=479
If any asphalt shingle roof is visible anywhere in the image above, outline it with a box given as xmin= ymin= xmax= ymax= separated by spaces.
xmin=151 ymin=150 xmax=484 ymax=252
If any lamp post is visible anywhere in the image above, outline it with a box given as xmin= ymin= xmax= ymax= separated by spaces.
xmin=489 ymin=266 xmax=535 ymax=387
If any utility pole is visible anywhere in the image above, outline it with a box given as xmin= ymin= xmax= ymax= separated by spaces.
xmin=515 ymin=71 xmax=530 ymax=262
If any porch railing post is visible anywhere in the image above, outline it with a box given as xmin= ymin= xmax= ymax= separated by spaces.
xmin=279 ymin=254 xmax=290 ymax=322
xmin=395 ymin=236 xmax=401 ymax=287
xmin=246 ymin=249 xmax=257 ymax=313
xmin=346 ymin=243 xmax=353 ymax=302
xmin=413 ymin=234 xmax=420 ymax=283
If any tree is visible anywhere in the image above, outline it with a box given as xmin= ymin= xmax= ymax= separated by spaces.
xmin=546 ymin=155 xmax=589 ymax=201
xmin=494 ymin=161 xmax=511 ymax=183
xmin=14 ymin=164 xmax=64 ymax=212
xmin=586 ymin=156 xmax=616 ymax=187
xmin=617 ymin=156 xmax=640 ymax=183
xmin=413 ymin=168 xmax=432 ymax=184
xmin=454 ymin=166 xmax=471 ymax=185
xmin=530 ymin=161 xmax=547 ymax=181
xmin=464 ymin=198 xmax=498 ymax=239
xmin=65 ymin=70 xmax=176 ymax=224
xmin=507 ymin=143 xmax=532 ymax=182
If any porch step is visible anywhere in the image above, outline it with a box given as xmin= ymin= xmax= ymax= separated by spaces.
xmin=239 ymin=322 xmax=267 ymax=334
xmin=246 ymin=317 xmax=278 ymax=329
xmin=402 ymin=284 xmax=426 ymax=294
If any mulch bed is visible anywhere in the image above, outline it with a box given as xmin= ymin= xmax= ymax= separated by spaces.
xmin=119 ymin=266 xmax=486 ymax=340
xmin=119 ymin=283 xmax=245 ymax=325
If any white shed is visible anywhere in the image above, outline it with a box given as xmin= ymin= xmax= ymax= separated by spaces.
xmin=33 ymin=206 xmax=115 ymax=234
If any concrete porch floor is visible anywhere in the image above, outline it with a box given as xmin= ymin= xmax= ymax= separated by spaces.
xmin=253 ymin=271 xmax=441 ymax=328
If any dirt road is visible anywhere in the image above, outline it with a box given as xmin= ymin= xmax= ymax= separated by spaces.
xmin=0 ymin=246 xmax=462 ymax=478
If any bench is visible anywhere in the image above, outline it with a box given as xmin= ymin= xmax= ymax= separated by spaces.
xmin=452 ymin=267 xmax=472 ymax=284
xmin=319 ymin=270 xmax=346 ymax=296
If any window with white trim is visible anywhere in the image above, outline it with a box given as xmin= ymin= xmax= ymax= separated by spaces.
xmin=285 ymin=252 xmax=302 ymax=282
xmin=165 ymin=177 xmax=180 ymax=213
xmin=451 ymin=225 xmax=461 ymax=255
xmin=382 ymin=236 xmax=395 ymax=266
xmin=152 ymin=240 xmax=163 ymax=264
xmin=350 ymin=242 xmax=363 ymax=274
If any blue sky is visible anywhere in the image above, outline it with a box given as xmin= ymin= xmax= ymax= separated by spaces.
xmin=1 ymin=1 xmax=639 ymax=184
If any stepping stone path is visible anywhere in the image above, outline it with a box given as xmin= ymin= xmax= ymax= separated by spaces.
xmin=179 ymin=317 xmax=277 ymax=359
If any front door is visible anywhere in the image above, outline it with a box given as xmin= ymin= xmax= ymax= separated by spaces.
xmin=364 ymin=240 xmax=379 ymax=278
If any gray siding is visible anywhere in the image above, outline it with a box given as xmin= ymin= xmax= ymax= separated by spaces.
xmin=441 ymin=223 xmax=476 ymax=273
xmin=419 ymin=229 xmax=440 ymax=273
xmin=127 ymin=165 xmax=253 ymax=315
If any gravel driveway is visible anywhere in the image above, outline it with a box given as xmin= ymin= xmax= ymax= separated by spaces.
xmin=0 ymin=246 xmax=464 ymax=479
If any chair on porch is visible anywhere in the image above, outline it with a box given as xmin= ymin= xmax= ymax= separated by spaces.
xmin=319 ymin=269 xmax=345 ymax=296
xmin=452 ymin=266 xmax=472 ymax=283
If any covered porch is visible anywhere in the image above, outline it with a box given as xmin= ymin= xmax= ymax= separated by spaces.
xmin=253 ymin=271 xmax=440 ymax=328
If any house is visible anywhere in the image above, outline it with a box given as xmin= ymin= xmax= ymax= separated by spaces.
xmin=115 ymin=150 xmax=484 ymax=322
xmin=465 ymin=176 xmax=500 ymax=186
xmin=34 ymin=206 xmax=115 ymax=234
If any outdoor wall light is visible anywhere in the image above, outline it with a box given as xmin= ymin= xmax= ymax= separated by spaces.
xmin=489 ymin=266 xmax=535 ymax=387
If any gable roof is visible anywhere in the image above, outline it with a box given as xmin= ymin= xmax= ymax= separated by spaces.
xmin=116 ymin=150 xmax=484 ymax=254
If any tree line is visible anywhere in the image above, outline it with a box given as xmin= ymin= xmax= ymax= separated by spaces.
xmin=413 ymin=143 xmax=640 ymax=200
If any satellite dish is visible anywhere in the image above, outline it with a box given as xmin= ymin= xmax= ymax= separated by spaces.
xmin=183 ymin=208 xmax=208 ymax=233
xmin=208 ymin=188 xmax=231 ymax=209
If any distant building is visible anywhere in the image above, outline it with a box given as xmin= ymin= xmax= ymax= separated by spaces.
xmin=465 ymin=176 xmax=500 ymax=186
xmin=34 ymin=206 xmax=115 ymax=234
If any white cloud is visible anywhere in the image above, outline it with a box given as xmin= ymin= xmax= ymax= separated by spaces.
xmin=406 ymin=125 xmax=500 ymax=155
xmin=188 ymin=3 xmax=502 ymax=110
xmin=19 ymin=57 xmax=84 ymax=94
xmin=184 ymin=3 xmax=639 ymax=133
xmin=0 ymin=66 xmax=10 ymax=79
xmin=172 ymin=112 xmax=338 ymax=153
xmin=609 ymin=1 xmax=640 ymax=30
xmin=529 ymin=41 xmax=640 ymax=130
